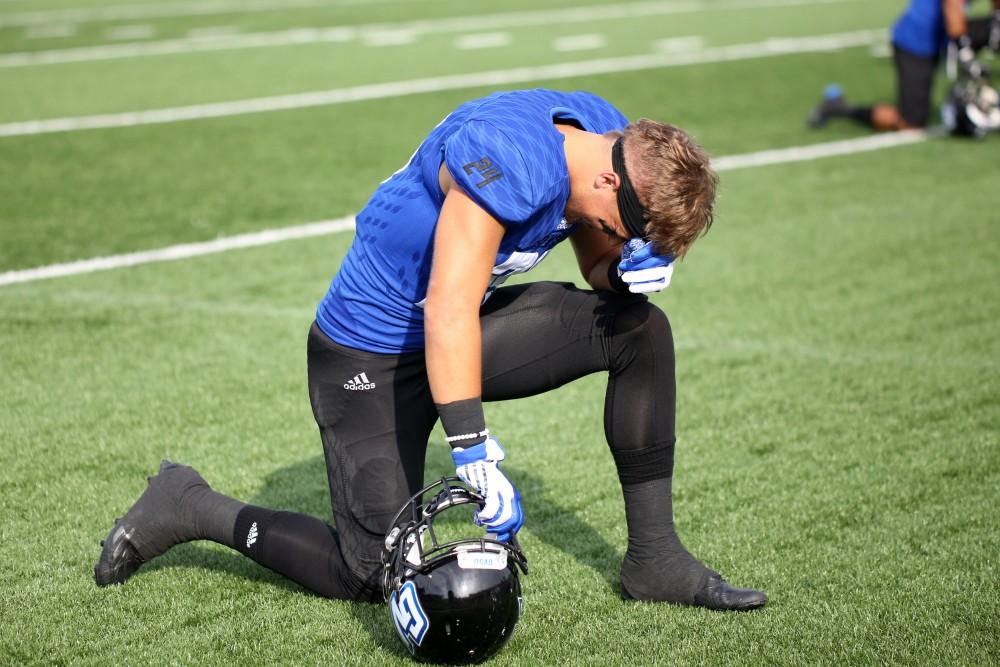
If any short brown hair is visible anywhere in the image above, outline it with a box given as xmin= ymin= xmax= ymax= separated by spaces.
xmin=622 ymin=119 xmax=717 ymax=258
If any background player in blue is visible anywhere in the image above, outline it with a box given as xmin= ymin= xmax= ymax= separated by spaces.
xmin=95 ymin=89 xmax=768 ymax=611
xmin=808 ymin=0 xmax=1000 ymax=130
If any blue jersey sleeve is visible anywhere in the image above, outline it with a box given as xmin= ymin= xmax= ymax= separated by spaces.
xmin=444 ymin=120 xmax=537 ymax=225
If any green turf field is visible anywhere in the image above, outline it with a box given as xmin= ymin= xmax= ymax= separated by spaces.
xmin=2 ymin=0 xmax=999 ymax=664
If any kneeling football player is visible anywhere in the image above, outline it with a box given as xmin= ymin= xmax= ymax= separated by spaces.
xmin=96 ymin=88 xmax=767 ymax=612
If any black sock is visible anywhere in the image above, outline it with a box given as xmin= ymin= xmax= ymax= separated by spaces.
xmin=123 ymin=463 xmax=244 ymax=561
xmin=232 ymin=506 xmax=376 ymax=601
xmin=847 ymin=106 xmax=874 ymax=127
xmin=186 ymin=486 xmax=245 ymax=545
xmin=615 ymin=448 xmax=714 ymax=603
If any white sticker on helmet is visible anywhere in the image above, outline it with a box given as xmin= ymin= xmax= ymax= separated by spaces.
xmin=457 ymin=548 xmax=508 ymax=570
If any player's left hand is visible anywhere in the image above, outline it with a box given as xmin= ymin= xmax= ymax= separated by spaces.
xmin=618 ymin=238 xmax=675 ymax=294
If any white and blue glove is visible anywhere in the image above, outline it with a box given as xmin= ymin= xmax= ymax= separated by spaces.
xmin=451 ymin=436 xmax=524 ymax=542
xmin=950 ymin=34 xmax=986 ymax=79
xmin=618 ymin=238 xmax=675 ymax=294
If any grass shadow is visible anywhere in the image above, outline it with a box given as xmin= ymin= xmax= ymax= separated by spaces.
xmin=140 ymin=452 xmax=622 ymax=654
xmin=507 ymin=466 xmax=622 ymax=595
xmin=255 ymin=454 xmax=409 ymax=659
xmin=143 ymin=542 xmax=304 ymax=595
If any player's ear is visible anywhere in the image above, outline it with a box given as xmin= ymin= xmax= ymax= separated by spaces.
xmin=594 ymin=170 xmax=619 ymax=191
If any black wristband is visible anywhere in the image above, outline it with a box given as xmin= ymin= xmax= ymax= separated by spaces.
xmin=436 ymin=397 xmax=488 ymax=448
xmin=607 ymin=258 xmax=629 ymax=293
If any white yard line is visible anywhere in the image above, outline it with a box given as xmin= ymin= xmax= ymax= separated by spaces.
xmin=654 ymin=36 xmax=706 ymax=52
xmin=0 ymin=0 xmax=858 ymax=67
xmin=0 ymin=130 xmax=934 ymax=288
xmin=361 ymin=30 xmax=417 ymax=47
xmin=186 ymin=26 xmax=241 ymax=39
xmin=0 ymin=27 xmax=356 ymax=67
xmin=0 ymin=0 xmax=420 ymax=28
xmin=103 ymin=24 xmax=155 ymax=41
xmin=0 ymin=29 xmax=884 ymax=138
xmin=552 ymin=34 xmax=608 ymax=52
xmin=0 ymin=218 xmax=357 ymax=287
xmin=711 ymin=128 xmax=939 ymax=171
xmin=455 ymin=32 xmax=512 ymax=50
xmin=24 ymin=23 xmax=76 ymax=39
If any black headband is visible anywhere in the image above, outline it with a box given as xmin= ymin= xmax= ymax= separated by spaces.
xmin=611 ymin=137 xmax=649 ymax=240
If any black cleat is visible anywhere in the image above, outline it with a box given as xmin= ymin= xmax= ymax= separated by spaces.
xmin=808 ymin=83 xmax=848 ymax=128
xmin=94 ymin=520 xmax=146 ymax=586
xmin=693 ymin=574 xmax=768 ymax=611
xmin=93 ymin=460 xmax=208 ymax=587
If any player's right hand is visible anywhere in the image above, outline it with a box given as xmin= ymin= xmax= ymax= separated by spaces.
xmin=452 ymin=436 xmax=524 ymax=542
xmin=618 ymin=238 xmax=675 ymax=294
xmin=953 ymin=35 xmax=985 ymax=78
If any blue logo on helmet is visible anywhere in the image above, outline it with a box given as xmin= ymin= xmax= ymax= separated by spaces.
xmin=390 ymin=581 xmax=429 ymax=650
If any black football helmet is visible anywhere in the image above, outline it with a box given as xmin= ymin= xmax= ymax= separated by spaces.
xmin=382 ymin=477 xmax=528 ymax=665
xmin=942 ymin=49 xmax=1000 ymax=137
xmin=942 ymin=74 xmax=1000 ymax=137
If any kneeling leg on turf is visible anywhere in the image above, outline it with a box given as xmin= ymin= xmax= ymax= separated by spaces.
xmin=96 ymin=323 xmax=437 ymax=601
xmin=479 ymin=281 xmax=767 ymax=610
xmin=94 ymin=460 xmax=375 ymax=600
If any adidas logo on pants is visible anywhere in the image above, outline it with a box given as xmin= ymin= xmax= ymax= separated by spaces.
xmin=344 ymin=372 xmax=376 ymax=391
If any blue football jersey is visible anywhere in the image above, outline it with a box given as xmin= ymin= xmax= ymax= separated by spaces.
xmin=316 ymin=89 xmax=629 ymax=353
xmin=892 ymin=0 xmax=969 ymax=57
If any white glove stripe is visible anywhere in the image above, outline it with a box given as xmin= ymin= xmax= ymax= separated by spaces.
xmin=629 ymin=281 xmax=668 ymax=294
xmin=621 ymin=266 xmax=674 ymax=283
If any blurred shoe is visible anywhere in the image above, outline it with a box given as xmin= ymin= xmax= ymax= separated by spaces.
xmin=808 ymin=83 xmax=848 ymax=128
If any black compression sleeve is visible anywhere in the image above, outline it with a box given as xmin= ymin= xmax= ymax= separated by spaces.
xmin=607 ymin=258 xmax=629 ymax=293
xmin=848 ymin=106 xmax=874 ymax=127
xmin=436 ymin=397 xmax=488 ymax=448
xmin=233 ymin=506 xmax=377 ymax=601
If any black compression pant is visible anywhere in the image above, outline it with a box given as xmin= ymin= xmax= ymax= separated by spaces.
xmin=241 ymin=281 xmax=678 ymax=601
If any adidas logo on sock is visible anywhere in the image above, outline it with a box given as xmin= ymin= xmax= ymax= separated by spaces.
xmin=246 ymin=522 xmax=258 ymax=548
xmin=343 ymin=372 xmax=375 ymax=391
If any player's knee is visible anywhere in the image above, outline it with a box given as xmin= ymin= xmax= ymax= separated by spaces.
xmin=872 ymin=104 xmax=918 ymax=131
xmin=609 ymin=298 xmax=674 ymax=366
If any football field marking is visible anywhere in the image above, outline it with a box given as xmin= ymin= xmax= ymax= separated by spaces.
xmin=455 ymin=32 xmax=512 ymax=50
xmin=0 ymin=0 xmax=427 ymax=28
xmin=553 ymin=34 xmax=608 ymax=52
xmin=362 ymin=30 xmax=417 ymax=47
xmin=0 ymin=28 xmax=883 ymax=137
xmin=24 ymin=23 xmax=76 ymax=39
xmin=0 ymin=219 xmax=358 ymax=287
xmin=186 ymin=26 xmax=241 ymax=39
xmin=711 ymin=128 xmax=940 ymax=171
xmin=0 ymin=0 xmax=860 ymax=67
xmin=103 ymin=24 xmax=156 ymax=41
xmin=654 ymin=36 xmax=706 ymax=52
xmin=0 ymin=130 xmax=933 ymax=288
